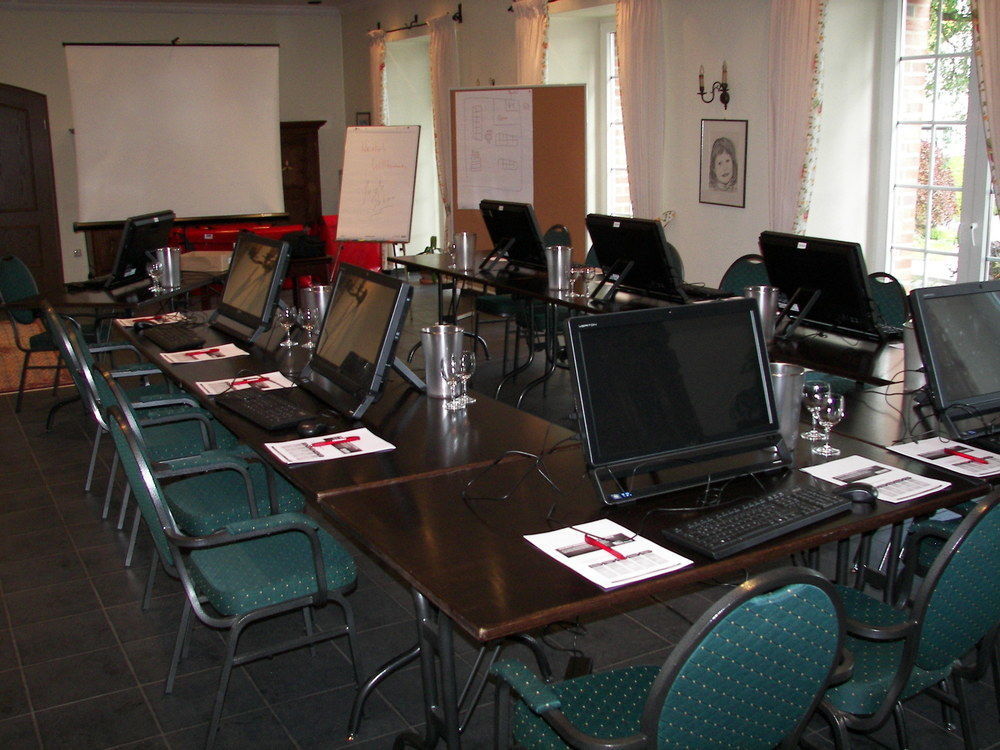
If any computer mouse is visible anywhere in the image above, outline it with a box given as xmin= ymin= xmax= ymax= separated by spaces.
xmin=133 ymin=320 xmax=155 ymax=332
xmin=836 ymin=482 xmax=878 ymax=505
xmin=295 ymin=419 xmax=327 ymax=438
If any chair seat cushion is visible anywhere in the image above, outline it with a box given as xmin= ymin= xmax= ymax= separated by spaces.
xmin=824 ymin=586 xmax=950 ymax=716
xmin=188 ymin=513 xmax=356 ymax=616
xmin=476 ymin=293 xmax=522 ymax=317
xmin=164 ymin=463 xmax=305 ymax=535
xmin=512 ymin=665 xmax=659 ymax=748
xmin=143 ymin=417 xmax=239 ymax=461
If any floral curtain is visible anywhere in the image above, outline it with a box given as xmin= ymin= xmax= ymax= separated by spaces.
xmin=368 ymin=28 xmax=387 ymax=126
xmin=616 ymin=0 xmax=667 ymax=220
xmin=513 ymin=0 xmax=549 ymax=85
xmin=972 ymin=0 xmax=1000 ymax=212
xmin=429 ymin=13 xmax=460 ymax=241
xmin=768 ymin=0 xmax=828 ymax=233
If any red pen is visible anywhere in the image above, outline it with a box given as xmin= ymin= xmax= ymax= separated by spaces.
xmin=232 ymin=376 xmax=269 ymax=386
xmin=131 ymin=314 xmax=165 ymax=323
xmin=310 ymin=436 xmax=361 ymax=448
xmin=184 ymin=348 xmax=220 ymax=357
xmin=943 ymin=448 xmax=988 ymax=465
xmin=584 ymin=534 xmax=626 ymax=560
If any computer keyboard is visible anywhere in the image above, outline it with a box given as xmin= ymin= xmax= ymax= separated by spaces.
xmin=140 ymin=323 xmax=206 ymax=352
xmin=660 ymin=485 xmax=852 ymax=559
xmin=681 ymin=283 xmax=735 ymax=301
xmin=214 ymin=387 xmax=315 ymax=431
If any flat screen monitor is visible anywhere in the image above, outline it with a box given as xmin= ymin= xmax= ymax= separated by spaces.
xmin=585 ymin=214 xmax=686 ymax=301
xmin=758 ymin=230 xmax=883 ymax=341
xmin=909 ymin=279 xmax=1000 ymax=439
xmin=565 ymin=298 xmax=787 ymax=504
xmin=211 ymin=231 xmax=289 ymax=343
xmin=300 ymin=264 xmax=413 ymax=420
xmin=479 ymin=200 xmax=548 ymax=270
xmin=106 ymin=210 xmax=175 ymax=291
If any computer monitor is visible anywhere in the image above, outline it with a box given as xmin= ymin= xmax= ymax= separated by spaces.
xmin=210 ymin=231 xmax=289 ymax=344
xmin=106 ymin=210 xmax=175 ymax=291
xmin=758 ymin=230 xmax=886 ymax=341
xmin=300 ymin=264 xmax=414 ymax=420
xmin=479 ymin=200 xmax=548 ymax=270
xmin=909 ymin=279 xmax=1000 ymax=440
xmin=565 ymin=298 xmax=789 ymax=504
xmin=585 ymin=214 xmax=687 ymax=301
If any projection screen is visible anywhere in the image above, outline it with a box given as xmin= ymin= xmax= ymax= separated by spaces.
xmin=65 ymin=44 xmax=285 ymax=225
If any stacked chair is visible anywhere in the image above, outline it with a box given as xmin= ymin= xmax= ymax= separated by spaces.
xmin=718 ymin=253 xmax=769 ymax=295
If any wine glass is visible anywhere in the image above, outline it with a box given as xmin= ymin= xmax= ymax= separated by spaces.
xmin=277 ymin=306 xmax=297 ymax=348
xmin=569 ymin=265 xmax=584 ymax=297
xmin=146 ymin=260 xmax=164 ymax=294
xmin=455 ymin=351 xmax=476 ymax=406
xmin=297 ymin=306 xmax=319 ymax=349
xmin=440 ymin=355 xmax=463 ymax=410
xmin=801 ymin=381 xmax=831 ymax=441
xmin=812 ymin=394 xmax=845 ymax=457
xmin=582 ymin=266 xmax=597 ymax=295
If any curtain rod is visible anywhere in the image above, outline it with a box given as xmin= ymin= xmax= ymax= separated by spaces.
xmin=374 ymin=3 xmax=462 ymax=34
xmin=63 ymin=41 xmax=278 ymax=47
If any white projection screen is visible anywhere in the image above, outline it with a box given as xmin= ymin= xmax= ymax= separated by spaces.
xmin=65 ymin=44 xmax=285 ymax=225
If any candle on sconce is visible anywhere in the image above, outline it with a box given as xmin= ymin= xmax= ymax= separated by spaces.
xmin=722 ymin=61 xmax=727 ymax=85
xmin=699 ymin=65 xmax=705 ymax=92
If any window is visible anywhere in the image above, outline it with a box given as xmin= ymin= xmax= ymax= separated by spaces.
xmin=886 ymin=0 xmax=993 ymax=288
xmin=384 ymin=36 xmax=441 ymax=251
xmin=604 ymin=28 xmax=631 ymax=216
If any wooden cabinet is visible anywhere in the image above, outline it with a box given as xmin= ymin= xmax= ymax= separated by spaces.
xmin=280 ymin=120 xmax=325 ymax=227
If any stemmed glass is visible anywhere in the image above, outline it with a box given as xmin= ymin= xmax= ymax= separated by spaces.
xmin=812 ymin=394 xmax=845 ymax=457
xmin=569 ymin=265 xmax=585 ymax=298
xmin=801 ymin=381 xmax=832 ymax=441
xmin=297 ymin=306 xmax=319 ymax=349
xmin=582 ymin=266 xmax=597 ymax=296
xmin=277 ymin=306 xmax=298 ymax=348
xmin=146 ymin=260 xmax=164 ymax=294
xmin=441 ymin=355 xmax=463 ymax=410
xmin=455 ymin=351 xmax=476 ymax=406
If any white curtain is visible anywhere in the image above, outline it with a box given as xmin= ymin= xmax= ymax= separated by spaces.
xmin=368 ymin=29 xmax=387 ymax=126
xmin=513 ymin=0 xmax=549 ymax=85
xmin=616 ymin=0 xmax=667 ymax=220
xmin=973 ymin=0 xmax=1000 ymax=212
xmin=768 ymin=0 xmax=828 ymax=233
xmin=429 ymin=13 xmax=460 ymax=242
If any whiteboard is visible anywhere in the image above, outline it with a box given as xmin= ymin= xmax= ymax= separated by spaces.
xmin=336 ymin=126 xmax=420 ymax=243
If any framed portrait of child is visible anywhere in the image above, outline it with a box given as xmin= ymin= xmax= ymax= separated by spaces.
xmin=699 ymin=119 xmax=747 ymax=208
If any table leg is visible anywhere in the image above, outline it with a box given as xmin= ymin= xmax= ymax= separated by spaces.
xmin=883 ymin=522 xmax=904 ymax=604
xmin=393 ymin=591 xmax=462 ymax=749
xmin=346 ymin=643 xmax=421 ymax=741
xmin=515 ymin=303 xmax=559 ymax=408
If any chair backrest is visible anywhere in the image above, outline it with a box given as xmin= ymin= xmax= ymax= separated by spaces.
xmin=719 ymin=253 xmax=769 ymax=294
xmin=542 ymin=224 xmax=571 ymax=248
xmin=41 ymin=304 xmax=107 ymax=427
xmin=867 ymin=271 xmax=908 ymax=327
xmin=911 ymin=493 xmax=1000 ymax=672
xmin=0 ymin=255 xmax=40 ymax=325
xmin=105 ymin=386 xmax=180 ymax=570
xmin=641 ymin=567 xmax=843 ymax=749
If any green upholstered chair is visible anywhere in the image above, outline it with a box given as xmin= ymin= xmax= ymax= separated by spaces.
xmin=106 ymin=402 xmax=360 ymax=749
xmin=820 ymin=492 xmax=1000 ymax=749
xmin=0 ymin=255 xmax=106 ymax=411
xmin=492 ymin=567 xmax=845 ymax=749
xmin=868 ymin=271 xmax=909 ymax=328
xmin=719 ymin=253 xmax=769 ymax=295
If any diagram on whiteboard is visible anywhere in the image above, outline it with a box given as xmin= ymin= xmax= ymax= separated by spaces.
xmin=456 ymin=89 xmax=533 ymax=209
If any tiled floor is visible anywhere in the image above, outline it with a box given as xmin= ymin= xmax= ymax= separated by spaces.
xmin=0 ymin=280 xmax=996 ymax=748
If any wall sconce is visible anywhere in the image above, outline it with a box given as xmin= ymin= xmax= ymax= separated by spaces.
xmin=698 ymin=62 xmax=730 ymax=109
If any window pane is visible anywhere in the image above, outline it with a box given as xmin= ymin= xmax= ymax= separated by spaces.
xmin=935 ymin=55 xmax=971 ymax=120
xmin=891 ymin=247 xmax=929 ymax=288
xmin=936 ymin=0 xmax=972 ymax=54
xmin=898 ymin=59 xmax=934 ymax=118
xmin=928 ymin=125 xmax=965 ymax=188
xmin=894 ymin=124 xmax=928 ymax=186
xmin=903 ymin=1 xmax=935 ymax=56
xmin=893 ymin=187 xmax=928 ymax=245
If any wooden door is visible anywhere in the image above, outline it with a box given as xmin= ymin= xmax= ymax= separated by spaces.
xmin=0 ymin=84 xmax=64 ymax=296
xmin=280 ymin=120 xmax=325 ymax=227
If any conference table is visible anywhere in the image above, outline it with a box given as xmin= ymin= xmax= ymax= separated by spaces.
xmin=119 ymin=313 xmax=982 ymax=749
xmin=391 ymin=252 xmax=906 ymax=393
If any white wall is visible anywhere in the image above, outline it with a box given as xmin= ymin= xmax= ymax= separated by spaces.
xmin=0 ymin=5 xmax=346 ymax=281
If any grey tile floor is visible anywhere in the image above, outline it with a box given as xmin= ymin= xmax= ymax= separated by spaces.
xmin=0 ymin=279 xmax=995 ymax=748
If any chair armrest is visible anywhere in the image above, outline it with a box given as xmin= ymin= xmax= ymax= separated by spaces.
xmin=131 ymin=395 xmax=202 ymax=410
xmin=154 ymin=451 xmax=258 ymax=516
xmin=110 ymin=365 xmax=164 ymax=380
xmin=136 ymin=406 xmax=217 ymax=449
xmin=491 ymin=660 xmax=561 ymax=714
xmin=829 ymin=648 xmax=854 ymax=686
xmin=844 ymin=616 xmax=915 ymax=641
xmin=91 ymin=342 xmax=143 ymax=357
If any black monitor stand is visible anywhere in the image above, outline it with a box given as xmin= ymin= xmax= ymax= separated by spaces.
xmin=775 ymin=287 xmax=822 ymax=341
xmin=479 ymin=238 xmax=515 ymax=273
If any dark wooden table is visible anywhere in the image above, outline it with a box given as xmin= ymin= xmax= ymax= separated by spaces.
xmin=312 ymin=430 xmax=982 ymax=747
xmin=50 ymin=270 xmax=224 ymax=312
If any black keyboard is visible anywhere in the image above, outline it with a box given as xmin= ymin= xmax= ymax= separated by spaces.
xmin=681 ymin=283 xmax=735 ymax=301
xmin=660 ymin=485 xmax=851 ymax=559
xmin=971 ymin=433 xmax=1000 ymax=453
xmin=214 ymin=387 xmax=315 ymax=431
xmin=141 ymin=323 xmax=206 ymax=352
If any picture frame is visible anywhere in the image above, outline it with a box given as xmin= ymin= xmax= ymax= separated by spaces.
xmin=699 ymin=119 xmax=747 ymax=208
xmin=355 ymin=111 xmax=372 ymax=126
